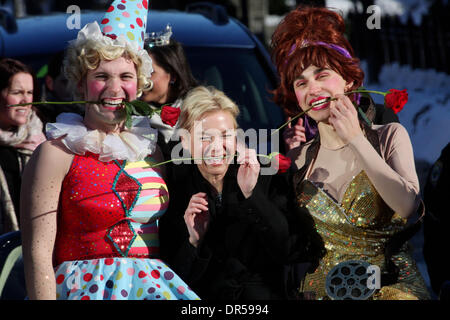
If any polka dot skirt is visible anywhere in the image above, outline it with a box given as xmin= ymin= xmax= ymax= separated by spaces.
xmin=55 ymin=257 xmax=199 ymax=300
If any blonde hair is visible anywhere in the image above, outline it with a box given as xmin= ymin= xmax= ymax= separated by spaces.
xmin=179 ymin=86 xmax=240 ymax=131
xmin=64 ymin=39 xmax=150 ymax=100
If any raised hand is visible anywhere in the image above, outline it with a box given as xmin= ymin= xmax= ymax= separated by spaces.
xmin=236 ymin=147 xmax=260 ymax=199
xmin=283 ymin=117 xmax=306 ymax=151
xmin=328 ymin=94 xmax=363 ymax=144
xmin=184 ymin=192 xmax=210 ymax=248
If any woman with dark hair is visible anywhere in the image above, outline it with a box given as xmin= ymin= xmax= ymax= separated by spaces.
xmin=271 ymin=6 xmax=429 ymax=300
xmin=0 ymin=58 xmax=45 ymax=234
xmin=142 ymin=32 xmax=198 ymax=158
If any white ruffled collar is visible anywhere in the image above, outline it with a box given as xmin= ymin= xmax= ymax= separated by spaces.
xmin=45 ymin=113 xmax=158 ymax=162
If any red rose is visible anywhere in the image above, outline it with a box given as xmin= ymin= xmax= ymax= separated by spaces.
xmin=384 ymin=89 xmax=408 ymax=114
xmin=274 ymin=153 xmax=291 ymax=173
xmin=160 ymin=105 xmax=181 ymax=127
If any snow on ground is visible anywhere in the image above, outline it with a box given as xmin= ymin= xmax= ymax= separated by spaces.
xmin=362 ymin=61 xmax=450 ymax=299
xmin=362 ymin=62 xmax=450 ymax=166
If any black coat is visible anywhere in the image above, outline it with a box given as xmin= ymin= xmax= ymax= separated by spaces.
xmin=423 ymin=142 xmax=450 ymax=296
xmin=0 ymin=146 xmax=28 ymax=233
xmin=0 ymin=146 xmax=22 ymax=216
xmin=159 ymin=162 xmax=325 ymax=300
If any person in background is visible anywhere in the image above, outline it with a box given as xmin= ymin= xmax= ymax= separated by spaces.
xmin=271 ymin=6 xmax=429 ymax=299
xmin=142 ymin=27 xmax=198 ymax=159
xmin=0 ymin=58 xmax=45 ymax=234
xmin=39 ymin=51 xmax=84 ymax=124
xmin=423 ymin=142 xmax=450 ymax=300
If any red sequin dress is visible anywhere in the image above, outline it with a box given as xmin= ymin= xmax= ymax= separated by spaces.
xmin=46 ymin=114 xmax=199 ymax=300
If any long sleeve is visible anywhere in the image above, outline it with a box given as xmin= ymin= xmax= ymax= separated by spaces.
xmin=348 ymin=123 xmax=420 ymax=218
xmin=158 ymin=197 xmax=212 ymax=284
xmin=236 ymin=173 xmax=290 ymax=261
xmin=159 ymin=164 xmax=296 ymax=294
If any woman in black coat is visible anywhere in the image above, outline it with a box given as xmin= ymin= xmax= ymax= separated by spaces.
xmin=159 ymin=86 xmax=324 ymax=300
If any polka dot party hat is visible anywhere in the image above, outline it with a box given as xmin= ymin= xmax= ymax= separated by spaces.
xmin=100 ymin=0 xmax=149 ymax=50
xmin=69 ymin=0 xmax=153 ymax=85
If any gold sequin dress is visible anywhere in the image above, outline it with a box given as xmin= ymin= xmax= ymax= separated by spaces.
xmin=297 ymin=171 xmax=429 ymax=300
xmin=290 ymin=123 xmax=430 ymax=300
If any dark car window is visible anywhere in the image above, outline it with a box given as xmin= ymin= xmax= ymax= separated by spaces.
xmin=184 ymin=47 xmax=284 ymax=131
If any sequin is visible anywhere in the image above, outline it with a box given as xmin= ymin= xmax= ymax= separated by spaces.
xmin=53 ymin=152 xmax=199 ymax=300
xmin=297 ymin=170 xmax=430 ymax=300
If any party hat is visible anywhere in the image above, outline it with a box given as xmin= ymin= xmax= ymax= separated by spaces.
xmin=100 ymin=0 xmax=149 ymax=50
xmin=67 ymin=0 xmax=153 ymax=95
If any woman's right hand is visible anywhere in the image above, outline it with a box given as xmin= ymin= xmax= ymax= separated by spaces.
xmin=283 ymin=117 xmax=306 ymax=152
xmin=184 ymin=192 xmax=210 ymax=248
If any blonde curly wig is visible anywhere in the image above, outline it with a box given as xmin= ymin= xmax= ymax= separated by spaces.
xmin=64 ymin=38 xmax=152 ymax=100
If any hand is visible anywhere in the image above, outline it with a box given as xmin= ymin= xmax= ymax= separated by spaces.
xmin=283 ymin=117 xmax=306 ymax=151
xmin=184 ymin=192 xmax=210 ymax=248
xmin=328 ymin=94 xmax=363 ymax=144
xmin=237 ymin=147 xmax=260 ymax=198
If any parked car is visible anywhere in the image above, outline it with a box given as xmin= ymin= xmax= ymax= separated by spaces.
xmin=0 ymin=2 xmax=285 ymax=299
xmin=0 ymin=2 xmax=284 ymax=131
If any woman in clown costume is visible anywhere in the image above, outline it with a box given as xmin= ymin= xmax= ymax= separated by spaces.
xmin=20 ymin=0 xmax=199 ymax=300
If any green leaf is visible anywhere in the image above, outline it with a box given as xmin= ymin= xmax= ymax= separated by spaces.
xmin=123 ymin=102 xmax=134 ymax=129
xmin=129 ymin=100 xmax=152 ymax=116
xmin=125 ymin=117 xmax=133 ymax=129
xmin=357 ymin=107 xmax=372 ymax=126
xmin=124 ymin=101 xmax=132 ymax=113
xmin=267 ymin=152 xmax=280 ymax=160
xmin=36 ymin=64 xmax=48 ymax=79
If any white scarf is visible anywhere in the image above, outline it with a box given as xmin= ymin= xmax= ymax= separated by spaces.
xmin=0 ymin=110 xmax=45 ymax=151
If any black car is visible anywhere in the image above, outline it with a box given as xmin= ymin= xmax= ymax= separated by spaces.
xmin=0 ymin=3 xmax=284 ymax=132
xmin=0 ymin=2 xmax=285 ymax=300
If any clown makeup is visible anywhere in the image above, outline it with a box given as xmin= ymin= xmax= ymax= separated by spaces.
xmin=82 ymin=56 xmax=138 ymax=130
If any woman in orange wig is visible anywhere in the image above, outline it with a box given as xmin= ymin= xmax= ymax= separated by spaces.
xmin=271 ymin=6 xmax=429 ymax=300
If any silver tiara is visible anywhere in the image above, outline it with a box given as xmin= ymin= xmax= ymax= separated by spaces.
xmin=145 ymin=24 xmax=173 ymax=48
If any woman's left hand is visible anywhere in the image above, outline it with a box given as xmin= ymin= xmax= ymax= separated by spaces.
xmin=237 ymin=147 xmax=260 ymax=199
xmin=328 ymin=94 xmax=363 ymax=144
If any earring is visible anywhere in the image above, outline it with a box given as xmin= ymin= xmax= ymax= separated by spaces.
xmin=146 ymin=80 xmax=154 ymax=91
